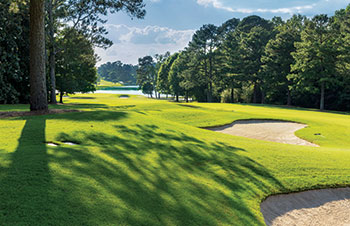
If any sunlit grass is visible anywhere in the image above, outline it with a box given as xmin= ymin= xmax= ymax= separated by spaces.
xmin=0 ymin=93 xmax=349 ymax=225
xmin=96 ymin=79 xmax=123 ymax=90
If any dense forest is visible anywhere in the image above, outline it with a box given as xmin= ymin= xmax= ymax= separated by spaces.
xmin=1 ymin=0 xmax=350 ymax=111
xmin=0 ymin=0 xmax=145 ymax=106
xmin=137 ymin=6 xmax=350 ymax=111
xmin=98 ymin=61 xmax=137 ymax=85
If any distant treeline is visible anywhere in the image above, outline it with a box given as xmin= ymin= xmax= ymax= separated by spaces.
xmin=137 ymin=6 xmax=350 ymax=111
xmin=98 ymin=61 xmax=137 ymax=85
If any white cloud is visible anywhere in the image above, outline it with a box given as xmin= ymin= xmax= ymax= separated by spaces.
xmin=196 ymin=0 xmax=349 ymax=15
xmin=95 ymin=25 xmax=195 ymax=66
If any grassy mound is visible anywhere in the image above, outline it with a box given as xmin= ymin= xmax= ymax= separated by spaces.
xmin=0 ymin=94 xmax=349 ymax=225
xmin=96 ymin=79 xmax=123 ymax=90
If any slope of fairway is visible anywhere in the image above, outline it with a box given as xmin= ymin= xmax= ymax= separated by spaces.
xmin=0 ymin=94 xmax=349 ymax=225
xmin=96 ymin=79 xmax=123 ymax=90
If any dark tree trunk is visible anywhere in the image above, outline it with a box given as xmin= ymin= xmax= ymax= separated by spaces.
xmin=59 ymin=92 xmax=63 ymax=104
xmin=30 ymin=0 xmax=48 ymax=111
xmin=176 ymin=94 xmax=179 ymax=102
xmin=231 ymin=88 xmax=234 ymax=103
xmin=48 ymin=0 xmax=57 ymax=104
xmin=320 ymin=82 xmax=325 ymax=110
xmin=287 ymin=88 xmax=292 ymax=106
xmin=185 ymin=91 xmax=189 ymax=103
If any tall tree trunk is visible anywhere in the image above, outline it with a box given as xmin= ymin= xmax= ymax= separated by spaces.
xmin=231 ymin=88 xmax=234 ymax=103
xmin=320 ymin=82 xmax=325 ymax=110
xmin=287 ymin=88 xmax=292 ymax=106
xmin=176 ymin=94 xmax=179 ymax=102
xmin=59 ymin=92 xmax=63 ymax=104
xmin=48 ymin=0 xmax=57 ymax=104
xmin=185 ymin=91 xmax=189 ymax=103
xmin=30 ymin=0 xmax=48 ymax=111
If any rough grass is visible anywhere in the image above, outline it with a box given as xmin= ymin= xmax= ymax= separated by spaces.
xmin=0 ymin=94 xmax=349 ymax=225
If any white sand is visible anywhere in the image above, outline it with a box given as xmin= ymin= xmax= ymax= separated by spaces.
xmin=209 ymin=120 xmax=318 ymax=147
xmin=261 ymin=188 xmax=350 ymax=226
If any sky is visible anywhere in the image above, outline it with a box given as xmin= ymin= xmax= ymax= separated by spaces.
xmin=95 ymin=0 xmax=350 ymax=66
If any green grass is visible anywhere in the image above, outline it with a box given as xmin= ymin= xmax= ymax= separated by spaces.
xmin=0 ymin=94 xmax=350 ymax=225
xmin=96 ymin=79 xmax=123 ymax=90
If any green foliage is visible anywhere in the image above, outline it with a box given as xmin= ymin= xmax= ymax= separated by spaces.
xmin=157 ymin=53 xmax=178 ymax=94
xmin=55 ymin=28 xmax=97 ymax=102
xmin=168 ymin=54 xmax=184 ymax=101
xmin=0 ymin=0 xmax=30 ymax=104
xmin=136 ymin=56 xmax=156 ymax=97
xmin=262 ymin=15 xmax=304 ymax=105
xmin=155 ymin=6 xmax=350 ymax=111
xmin=291 ymin=15 xmax=339 ymax=110
xmin=98 ymin=61 xmax=137 ymax=85
xmin=187 ymin=24 xmax=221 ymax=102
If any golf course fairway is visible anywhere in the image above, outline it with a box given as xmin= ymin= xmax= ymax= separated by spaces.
xmin=0 ymin=94 xmax=349 ymax=225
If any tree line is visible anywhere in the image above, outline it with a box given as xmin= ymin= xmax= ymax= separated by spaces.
xmin=137 ymin=6 xmax=350 ymax=111
xmin=98 ymin=61 xmax=138 ymax=85
xmin=0 ymin=0 xmax=145 ymax=109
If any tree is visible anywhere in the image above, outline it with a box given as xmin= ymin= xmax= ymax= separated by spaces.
xmin=292 ymin=15 xmax=339 ymax=110
xmin=0 ymin=0 xmax=30 ymax=104
xmin=153 ymin=52 xmax=170 ymax=98
xmin=98 ymin=61 xmax=137 ymax=84
xmin=168 ymin=54 xmax=183 ymax=102
xmin=55 ymin=28 xmax=97 ymax=103
xmin=30 ymin=0 xmax=48 ymax=111
xmin=157 ymin=53 xmax=178 ymax=96
xmin=47 ymin=0 xmax=146 ymax=104
xmin=262 ymin=15 xmax=304 ymax=105
xmin=333 ymin=5 xmax=350 ymax=110
xmin=136 ymin=56 xmax=156 ymax=98
xmin=236 ymin=16 xmax=274 ymax=103
xmin=187 ymin=24 xmax=220 ymax=102
xmin=218 ymin=18 xmax=241 ymax=103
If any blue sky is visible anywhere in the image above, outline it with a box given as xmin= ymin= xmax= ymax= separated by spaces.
xmin=95 ymin=0 xmax=350 ymax=66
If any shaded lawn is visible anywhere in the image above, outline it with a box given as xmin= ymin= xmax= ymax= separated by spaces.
xmin=0 ymin=94 xmax=350 ymax=225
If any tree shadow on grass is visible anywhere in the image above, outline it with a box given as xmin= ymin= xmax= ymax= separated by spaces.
xmin=53 ymin=103 xmax=110 ymax=110
xmin=39 ymin=110 xmax=128 ymax=122
xmin=0 ymin=117 xmax=76 ymax=225
xmin=0 ymin=118 xmax=51 ymax=225
xmin=53 ymin=124 xmax=285 ymax=225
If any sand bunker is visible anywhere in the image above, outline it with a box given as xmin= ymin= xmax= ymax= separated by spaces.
xmin=209 ymin=120 xmax=318 ymax=147
xmin=261 ymin=188 xmax=350 ymax=226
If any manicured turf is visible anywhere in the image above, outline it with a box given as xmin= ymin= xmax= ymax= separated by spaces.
xmin=96 ymin=79 xmax=123 ymax=90
xmin=0 ymin=94 xmax=350 ymax=225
